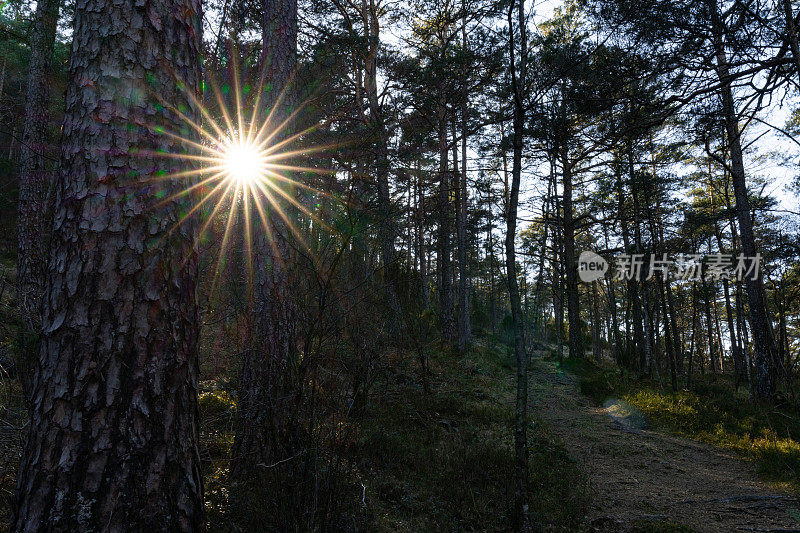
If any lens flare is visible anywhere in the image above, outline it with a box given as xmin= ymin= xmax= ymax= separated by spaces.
xmin=143 ymin=57 xmax=341 ymax=302
xmin=221 ymin=139 xmax=268 ymax=186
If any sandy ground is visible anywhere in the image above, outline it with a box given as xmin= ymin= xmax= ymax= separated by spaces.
xmin=530 ymin=359 xmax=800 ymax=533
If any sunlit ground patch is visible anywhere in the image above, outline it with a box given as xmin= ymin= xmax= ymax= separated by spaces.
xmin=604 ymin=398 xmax=648 ymax=432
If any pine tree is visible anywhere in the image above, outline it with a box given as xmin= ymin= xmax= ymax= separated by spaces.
xmin=12 ymin=0 xmax=205 ymax=526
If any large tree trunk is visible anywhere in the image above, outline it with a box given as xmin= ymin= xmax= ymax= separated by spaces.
xmin=709 ymin=0 xmax=776 ymax=398
xmin=15 ymin=0 xmax=61 ymax=400
xmin=230 ymin=232 xmax=300 ymax=492
xmin=12 ymin=0 xmax=205 ymax=528
xmin=231 ymin=0 xmax=301 ymax=491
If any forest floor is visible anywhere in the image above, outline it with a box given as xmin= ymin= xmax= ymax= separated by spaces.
xmin=0 ymin=256 xmax=21 ymax=530
xmin=348 ymin=343 xmax=592 ymax=531
xmin=531 ymin=357 xmax=800 ymax=532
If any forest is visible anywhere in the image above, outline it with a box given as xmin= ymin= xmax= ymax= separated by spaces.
xmin=0 ymin=0 xmax=799 ymax=530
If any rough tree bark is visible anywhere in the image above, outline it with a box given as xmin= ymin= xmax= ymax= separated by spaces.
xmin=12 ymin=0 xmax=205 ymax=528
xmin=230 ymin=0 xmax=301 ymax=488
xmin=15 ymin=0 xmax=61 ymax=400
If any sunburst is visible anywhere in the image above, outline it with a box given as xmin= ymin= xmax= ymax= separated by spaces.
xmin=220 ymin=138 xmax=268 ymax=186
xmin=143 ymin=58 xmax=340 ymax=300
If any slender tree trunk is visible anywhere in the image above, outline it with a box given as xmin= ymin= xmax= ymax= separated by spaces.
xmin=532 ymin=165 xmax=553 ymax=339
xmin=437 ymin=87 xmax=455 ymax=341
xmin=736 ymin=278 xmax=750 ymax=384
xmin=553 ymin=191 xmax=565 ymax=362
xmin=592 ymin=282 xmax=602 ymax=360
xmin=653 ymin=186 xmax=683 ymax=376
xmin=615 ymin=156 xmax=644 ymax=370
xmin=628 ymin=147 xmax=653 ymax=374
xmin=456 ymin=8 xmax=471 ymax=353
xmin=417 ymin=168 xmax=430 ymax=308
xmin=688 ymin=284 xmax=698 ymax=388
xmin=16 ymin=0 xmax=61 ymax=400
xmin=12 ymin=0 xmax=205 ymax=527
xmin=407 ymin=168 xmax=413 ymax=300
xmin=778 ymin=295 xmax=787 ymax=378
xmin=705 ymin=282 xmax=718 ymax=373
xmin=489 ymin=204 xmax=497 ymax=341
xmin=606 ymin=274 xmax=619 ymax=363
xmin=726 ymin=199 xmax=754 ymax=391
xmin=712 ymin=189 xmax=745 ymax=379
xmin=562 ymin=145 xmax=582 ymax=359
xmin=363 ymin=1 xmax=402 ymax=334
xmin=713 ymin=280 xmax=725 ymax=373
xmin=782 ymin=0 xmax=800 ymax=83
xmin=709 ymin=0 xmax=776 ymax=398
xmin=507 ymin=1 xmax=529 ymax=528
xmin=666 ymin=281 xmax=682 ymax=374
xmin=659 ymin=279 xmax=678 ymax=391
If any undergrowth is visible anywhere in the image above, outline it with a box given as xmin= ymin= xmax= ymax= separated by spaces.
xmin=355 ymin=342 xmax=590 ymax=531
xmin=0 ymin=256 xmax=22 ymax=532
xmin=197 ymin=341 xmax=591 ymax=531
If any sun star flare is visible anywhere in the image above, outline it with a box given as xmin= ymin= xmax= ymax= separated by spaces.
xmin=221 ymin=138 xmax=269 ymax=186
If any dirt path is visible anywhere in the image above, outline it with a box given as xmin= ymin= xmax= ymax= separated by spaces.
xmin=530 ymin=359 xmax=800 ymax=532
